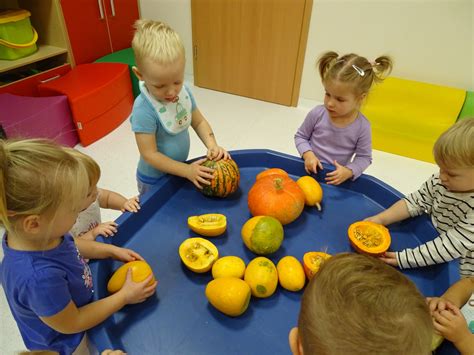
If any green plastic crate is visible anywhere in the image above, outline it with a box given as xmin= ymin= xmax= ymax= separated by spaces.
xmin=0 ymin=9 xmax=38 ymax=60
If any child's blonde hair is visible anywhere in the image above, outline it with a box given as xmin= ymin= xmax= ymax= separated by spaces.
xmin=0 ymin=139 xmax=89 ymax=235
xmin=298 ymin=253 xmax=432 ymax=355
xmin=433 ymin=118 xmax=474 ymax=168
xmin=317 ymin=51 xmax=393 ymax=96
xmin=132 ymin=19 xmax=185 ymax=66
xmin=64 ymin=148 xmax=101 ymax=188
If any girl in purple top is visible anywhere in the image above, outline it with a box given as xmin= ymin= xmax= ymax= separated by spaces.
xmin=295 ymin=51 xmax=393 ymax=185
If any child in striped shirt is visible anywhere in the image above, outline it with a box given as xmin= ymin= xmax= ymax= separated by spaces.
xmin=366 ymin=118 xmax=474 ymax=277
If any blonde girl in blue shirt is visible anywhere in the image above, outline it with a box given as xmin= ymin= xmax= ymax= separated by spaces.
xmin=0 ymin=139 xmax=157 ymax=354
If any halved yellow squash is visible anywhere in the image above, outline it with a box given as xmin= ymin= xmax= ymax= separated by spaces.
xmin=348 ymin=221 xmax=391 ymax=256
xmin=179 ymin=237 xmax=219 ymax=273
xmin=188 ymin=213 xmax=227 ymax=237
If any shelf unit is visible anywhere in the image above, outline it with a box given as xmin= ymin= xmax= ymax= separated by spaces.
xmin=0 ymin=0 xmax=73 ymax=93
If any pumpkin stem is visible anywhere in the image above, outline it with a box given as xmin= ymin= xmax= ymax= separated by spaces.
xmin=315 ymin=202 xmax=322 ymax=211
xmin=273 ymin=177 xmax=283 ymax=190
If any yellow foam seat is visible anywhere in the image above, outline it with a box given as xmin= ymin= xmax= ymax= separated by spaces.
xmin=361 ymin=77 xmax=466 ymax=163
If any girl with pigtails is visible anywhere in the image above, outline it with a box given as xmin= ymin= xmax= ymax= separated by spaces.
xmin=0 ymin=139 xmax=156 ymax=354
xmin=295 ymin=51 xmax=393 ymax=185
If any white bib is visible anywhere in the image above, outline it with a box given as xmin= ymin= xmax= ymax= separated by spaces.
xmin=139 ymin=81 xmax=192 ymax=135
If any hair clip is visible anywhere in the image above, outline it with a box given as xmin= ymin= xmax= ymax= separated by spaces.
xmin=352 ymin=65 xmax=365 ymax=76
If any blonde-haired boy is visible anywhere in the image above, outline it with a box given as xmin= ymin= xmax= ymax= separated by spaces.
xmin=366 ymin=118 xmax=474 ymax=277
xmin=289 ymin=253 xmax=433 ymax=355
xmin=130 ymin=20 xmax=229 ymax=195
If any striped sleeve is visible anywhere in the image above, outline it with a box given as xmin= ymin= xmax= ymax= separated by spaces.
xmin=404 ymin=175 xmax=436 ymax=217
xmin=396 ymin=211 xmax=474 ymax=270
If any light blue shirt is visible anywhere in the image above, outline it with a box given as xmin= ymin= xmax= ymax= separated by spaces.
xmin=130 ymin=85 xmax=197 ymax=184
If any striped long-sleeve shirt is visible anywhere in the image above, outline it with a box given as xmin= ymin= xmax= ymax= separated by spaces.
xmin=395 ymin=174 xmax=474 ymax=277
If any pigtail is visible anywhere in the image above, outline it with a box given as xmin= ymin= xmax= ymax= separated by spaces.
xmin=372 ymin=55 xmax=393 ymax=83
xmin=0 ymin=141 xmax=11 ymax=232
xmin=317 ymin=51 xmax=339 ymax=81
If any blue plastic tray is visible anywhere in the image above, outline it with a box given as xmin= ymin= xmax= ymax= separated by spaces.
xmin=89 ymin=150 xmax=458 ymax=354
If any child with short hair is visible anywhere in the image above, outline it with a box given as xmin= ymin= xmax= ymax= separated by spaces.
xmin=295 ymin=51 xmax=393 ymax=185
xmin=289 ymin=253 xmax=433 ymax=355
xmin=0 ymin=139 xmax=157 ymax=354
xmin=428 ymin=278 xmax=474 ymax=354
xmin=130 ymin=20 xmax=229 ymax=195
xmin=66 ymin=148 xmax=140 ymax=240
xmin=366 ymin=118 xmax=474 ymax=277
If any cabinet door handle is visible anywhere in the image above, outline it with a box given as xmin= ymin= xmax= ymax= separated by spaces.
xmin=98 ymin=0 xmax=105 ymax=19
xmin=110 ymin=0 xmax=116 ymax=17
xmin=39 ymin=75 xmax=61 ymax=84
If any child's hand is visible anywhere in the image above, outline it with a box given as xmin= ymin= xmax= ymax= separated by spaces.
xmin=433 ymin=302 xmax=471 ymax=345
xmin=119 ymin=268 xmax=157 ymax=304
xmin=378 ymin=251 xmax=399 ymax=267
xmin=427 ymin=296 xmax=450 ymax=314
xmin=93 ymin=221 xmax=118 ymax=238
xmin=187 ymin=158 xmax=215 ymax=189
xmin=112 ymin=246 xmax=144 ymax=262
xmin=121 ymin=196 xmax=140 ymax=213
xmin=207 ymin=145 xmax=230 ymax=161
xmin=325 ymin=161 xmax=353 ymax=185
xmin=303 ymin=151 xmax=323 ymax=174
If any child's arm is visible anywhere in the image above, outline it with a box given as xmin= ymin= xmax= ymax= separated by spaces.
xmin=432 ymin=302 xmax=474 ymax=355
xmin=294 ymin=109 xmax=323 ymax=174
xmin=191 ymin=108 xmax=230 ymax=161
xmin=342 ymin=122 xmax=372 ymax=181
xmin=98 ymin=188 xmax=140 ymax=213
xmin=135 ymin=133 xmax=215 ymax=189
xmin=40 ymin=268 xmax=156 ymax=334
xmin=428 ymin=278 xmax=474 ymax=311
xmin=365 ymin=199 xmax=411 ymax=225
xmin=381 ymin=215 xmax=474 ymax=269
xmin=74 ymin=237 xmax=142 ymax=261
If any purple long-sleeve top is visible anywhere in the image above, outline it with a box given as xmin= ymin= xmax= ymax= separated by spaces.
xmin=294 ymin=105 xmax=372 ymax=180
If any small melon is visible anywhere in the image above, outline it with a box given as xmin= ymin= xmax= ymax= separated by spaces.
xmin=277 ymin=256 xmax=306 ymax=292
xmin=107 ymin=260 xmax=155 ymax=294
xmin=244 ymin=257 xmax=278 ymax=298
xmin=212 ymin=256 xmax=246 ymax=279
xmin=205 ymin=277 xmax=251 ymax=317
xmin=241 ymin=216 xmax=284 ymax=255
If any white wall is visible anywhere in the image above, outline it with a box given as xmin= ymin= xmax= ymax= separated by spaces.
xmin=139 ymin=0 xmax=473 ymax=102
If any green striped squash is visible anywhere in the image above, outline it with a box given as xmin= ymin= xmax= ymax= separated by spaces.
xmin=201 ymin=159 xmax=240 ymax=198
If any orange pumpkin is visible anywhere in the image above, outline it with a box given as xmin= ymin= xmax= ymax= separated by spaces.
xmin=256 ymin=168 xmax=289 ymax=181
xmin=347 ymin=221 xmax=391 ymax=256
xmin=302 ymin=252 xmax=331 ymax=280
xmin=201 ymin=159 xmax=240 ymax=198
xmin=247 ymin=175 xmax=305 ymax=225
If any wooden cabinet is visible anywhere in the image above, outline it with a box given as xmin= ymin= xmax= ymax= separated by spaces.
xmin=60 ymin=0 xmax=139 ymax=65
xmin=0 ymin=0 xmax=73 ymax=96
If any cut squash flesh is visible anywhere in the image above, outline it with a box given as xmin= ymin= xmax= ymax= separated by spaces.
xmin=348 ymin=221 xmax=391 ymax=256
xmin=188 ymin=213 xmax=227 ymax=237
xmin=179 ymin=237 xmax=219 ymax=273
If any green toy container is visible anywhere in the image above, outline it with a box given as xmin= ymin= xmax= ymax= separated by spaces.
xmin=0 ymin=9 xmax=38 ymax=60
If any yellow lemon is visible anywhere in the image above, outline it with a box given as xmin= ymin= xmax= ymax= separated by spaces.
xmin=107 ymin=260 xmax=155 ymax=293
xmin=205 ymin=277 xmax=251 ymax=317
xmin=244 ymin=257 xmax=278 ymax=298
xmin=277 ymin=256 xmax=306 ymax=292
xmin=212 ymin=256 xmax=246 ymax=279
xmin=296 ymin=175 xmax=323 ymax=211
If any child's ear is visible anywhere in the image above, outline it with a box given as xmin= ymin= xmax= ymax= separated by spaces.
xmin=132 ymin=66 xmax=144 ymax=81
xmin=22 ymin=215 xmax=41 ymax=234
xmin=289 ymin=327 xmax=304 ymax=355
xmin=358 ymin=92 xmax=367 ymax=103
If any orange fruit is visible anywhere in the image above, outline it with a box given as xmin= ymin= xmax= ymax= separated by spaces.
xmin=179 ymin=237 xmax=219 ymax=273
xmin=107 ymin=260 xmax=155 ymax=293
xmin=302 ymin=252 xmax=331 ymax=280
xmin=241 ymin=216 xmax=284 ymax=255
xmin=244 ymin=257 xmax=278 ymax=298
xmin=212 ymin=256 xmax=246 ymax=279
xmin=277 ymin=256 xmax=306 ymax=291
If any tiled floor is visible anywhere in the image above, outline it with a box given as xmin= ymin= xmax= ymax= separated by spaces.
xmin=0 ymin=83 xmax=438 ymax=353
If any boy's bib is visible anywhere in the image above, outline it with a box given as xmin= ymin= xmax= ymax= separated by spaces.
xmin=139 ymin=81 xmax=192 ymax=135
